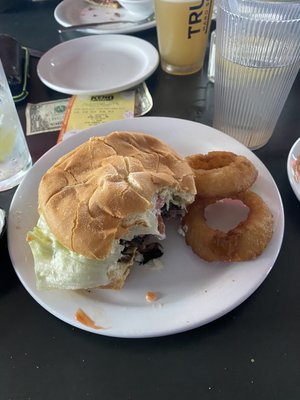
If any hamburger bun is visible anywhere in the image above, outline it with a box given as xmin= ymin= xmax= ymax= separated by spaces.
xmin=28 ymin=131 xmax=196 ymax=290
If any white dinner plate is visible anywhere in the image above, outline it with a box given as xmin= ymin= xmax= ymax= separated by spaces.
xmin=37 ymin=35 xmax=159 ymax=95
xmin=287 ymin=137 xmax=300 ymax=202
xmin=8 ymin=117 xmax=284 ymax=338
xmin=54 ymin=0 xmax=156 ymax=34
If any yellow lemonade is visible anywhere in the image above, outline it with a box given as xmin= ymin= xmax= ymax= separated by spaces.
xmin=0 ymin=58 xmax=31 ymax=190
xmin=154 ymin=0 xmax=213 ymax=74
xmin=0 ymin=125 xmax=16 ymax=162
xmin=0 ymin=89 xmax=32 ymax=189
xmin=213 ymin=53 xmax=293 ymax=149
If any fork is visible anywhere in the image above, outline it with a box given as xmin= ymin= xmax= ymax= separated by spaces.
xmin=57 ymin=13 xmax=155 ymax=33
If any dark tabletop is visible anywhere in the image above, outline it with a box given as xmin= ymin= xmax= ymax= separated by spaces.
xmin=1 ymin=1 xmax=300 ymax=399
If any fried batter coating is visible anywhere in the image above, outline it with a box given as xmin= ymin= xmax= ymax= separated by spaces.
xmin=185 ymin=151 xmax=258 ymax=198
xmin=183 ymin=191 xmax=273 ymax=262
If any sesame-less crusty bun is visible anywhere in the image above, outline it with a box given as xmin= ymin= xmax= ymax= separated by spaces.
xmin=27 ymin=131 xmax=196 ymax=291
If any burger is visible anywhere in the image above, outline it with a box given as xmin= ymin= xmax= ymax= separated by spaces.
xmin=27 ymin=131 xmax=196 ymax=290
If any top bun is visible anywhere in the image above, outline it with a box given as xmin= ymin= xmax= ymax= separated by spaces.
xmin=38 ymin=131 xmax=196 ymax=260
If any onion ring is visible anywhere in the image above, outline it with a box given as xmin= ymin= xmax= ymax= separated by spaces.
xmin=185 ymin=151 xmax=258 ymax=198
xmin=182 ymin=191 xmax=273 ymax=262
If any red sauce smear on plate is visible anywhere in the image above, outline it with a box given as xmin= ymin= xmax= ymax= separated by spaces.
xmin=75 ymin=308 xmax=104 ymax=330
xmin=145 ymin=291 xmax=158 ymax=303
xmin=294 ymin=155 xmax=300 ymax=183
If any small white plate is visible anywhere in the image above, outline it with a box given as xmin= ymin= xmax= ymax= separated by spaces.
xmin=54 ymin=0 xmax=156 ymax=34
xmin=8 ymin=117 xmax=284 ymax=338
xmin=287 ymin=137 xmax=300 ymax=202
xmin=37 ymin=35 xmax=159 ymax=95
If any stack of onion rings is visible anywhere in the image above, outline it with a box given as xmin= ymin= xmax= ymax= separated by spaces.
xmin=183 ymin=151 xmax=273 ymax=262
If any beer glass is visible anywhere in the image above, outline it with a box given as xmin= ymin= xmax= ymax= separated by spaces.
xmin=154 ymin=0 xmax=214 ymax=75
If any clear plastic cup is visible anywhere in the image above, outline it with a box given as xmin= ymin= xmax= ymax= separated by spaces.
xmin=213 ymin=0 xmax=300 ymax=150
xmin=0 ymin=59 xmax=32 ymax=191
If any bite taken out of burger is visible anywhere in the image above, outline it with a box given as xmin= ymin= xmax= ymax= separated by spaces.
xmin=26 ymin=131 xmax=196 ymax=291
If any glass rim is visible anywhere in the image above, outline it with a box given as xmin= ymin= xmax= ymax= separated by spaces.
xmin=222 ymin=0 xmax=300 ymax=4
xmin=218 ymin=0 xmax=300 ymax=22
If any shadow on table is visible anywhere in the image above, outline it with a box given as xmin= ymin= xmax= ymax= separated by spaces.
xmin=0 ymin=231 xmax=19 ymax=295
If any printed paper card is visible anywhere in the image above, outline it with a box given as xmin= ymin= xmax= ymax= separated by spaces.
xmin=57 ymin=91 xmax=135 ymax=142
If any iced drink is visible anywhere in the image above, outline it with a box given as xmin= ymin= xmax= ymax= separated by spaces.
xmin=0 ymin=60 xmax=31 ymax=191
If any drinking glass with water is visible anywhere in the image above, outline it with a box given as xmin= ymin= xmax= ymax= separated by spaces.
xmin=213 ymin=0 xmax=300 ymax=150
xmin=0 ymin=59 xmax=32 ymax=191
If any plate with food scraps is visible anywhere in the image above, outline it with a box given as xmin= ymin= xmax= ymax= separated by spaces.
xmin=54 ymin=0 xmax=156 ymax=34
xmin=8 ymin=117 xmax=284 ymax=338
xmin=287 ymin=137 xmax=300 ymax=202
xmin=37 ymin=35 xmax=159 ymax=96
